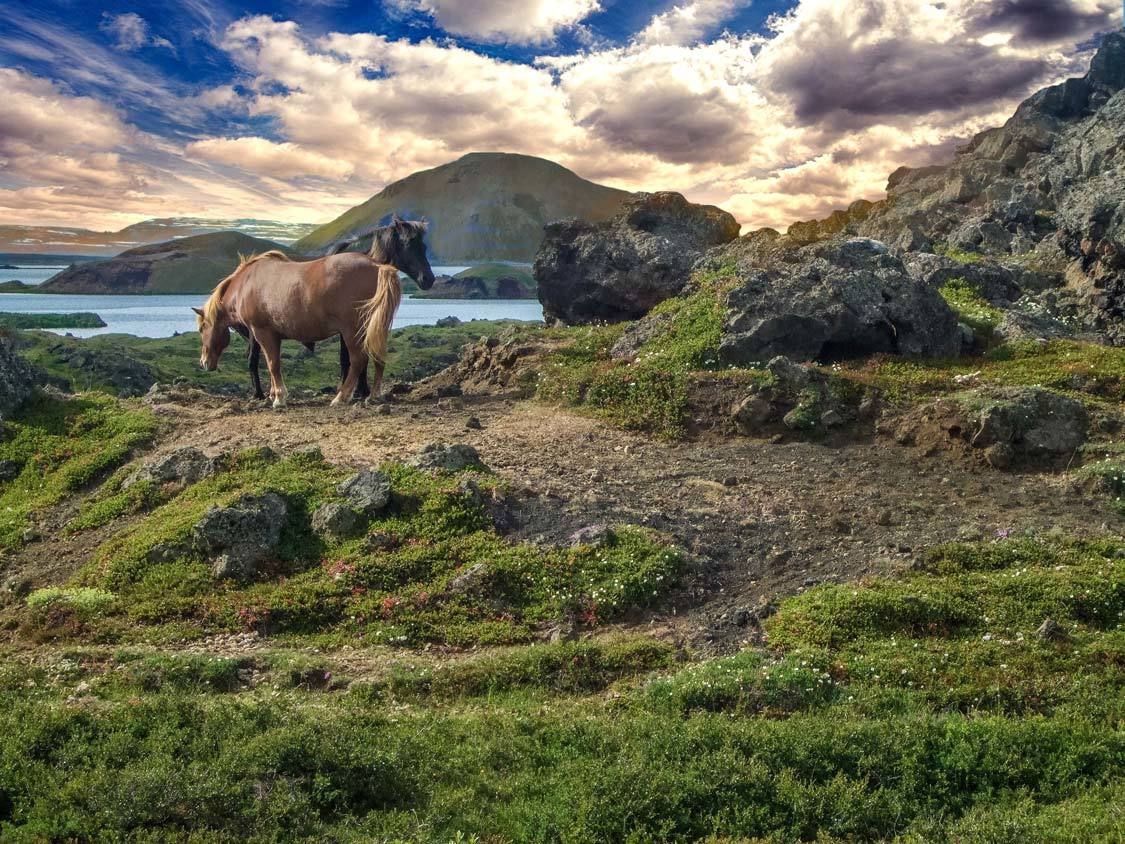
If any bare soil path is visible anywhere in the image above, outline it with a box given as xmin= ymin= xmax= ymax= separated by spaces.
xmin=149 ymin=390 xmax=1118 ymax=652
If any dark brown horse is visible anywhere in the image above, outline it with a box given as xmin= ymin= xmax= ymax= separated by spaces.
xmin=195 ymin=216 xmax=434 ymax=406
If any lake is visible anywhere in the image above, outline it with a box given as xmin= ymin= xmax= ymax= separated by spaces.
xmin=0 ymin=265 xmax=544 ymax=337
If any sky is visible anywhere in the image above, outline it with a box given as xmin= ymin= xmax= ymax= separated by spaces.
xmin=0 ymin=0 xmax=1122 ymax=233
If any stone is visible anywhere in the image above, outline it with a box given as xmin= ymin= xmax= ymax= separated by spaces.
xmin=716 ymin=238 xmax=962 ymax=365
xmin=465 ymin=416 xmax=483 ymax=430
xmin=0 ymin=459 xmax=20 ymax=482
xmin=967 ymin=387 xmax=1088 ymax=458
xmin=731 ymin=394 xmax=773 ymax=434
xmin=448 ymin=562 xmax=489 ymax=595
xmin=194 ymin=492 xmax=287 ymax=581
xmin=124 ymin=446 xmax=218 ymax=489
xmin=1036 ymin=617 xmax=1070 ymax=643
xmin=364 ymin=531 xmax=398 ymax=552
xmin=312 ymin=502 xmax=363 ymax=541
xmin=409 ymin=443 xmax=486 ymax=472
xmin=435 ymin=315 xmax=462 ymax=328
xmin=337 ymin=470 xmax=392 ymax=515
xmin=820 ymin=409 xmax=844 ymax=427
xmin=568 ymin=524 xmax=612 ymax=547
xmin=0 ymin=337 xmax=43 ymax=417
xmin=535 ymin=191 xmax=740 ymax=324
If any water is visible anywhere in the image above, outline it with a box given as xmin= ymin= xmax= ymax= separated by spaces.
xmin=0 ymin=265 xmax=544 ymax=337
xmin=0 ymin=266 xmax=68 ymax=286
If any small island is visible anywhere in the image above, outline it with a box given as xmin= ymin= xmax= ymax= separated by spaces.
xmin=411 ymin=263 xmax=536 ymax=299
xmin=0 ymin=312 xmax=107 ymax=329
xmin=0 ymin=280 xmax=33 ymax=292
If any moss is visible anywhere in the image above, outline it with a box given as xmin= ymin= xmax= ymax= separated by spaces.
xmin=0 ymin=394 xmax=158 ymax=548
xmin=842 ymin=339 xmax=1125 ymax=408
xmin=939 ymin=277 xmax=1004 ymax=343
xmin=534 ymin=263 xmax=773 ymax=438
xmin=936 ymin=244 xmax=986 ymax=263
xmin=59 ymin=452 xmax=683 ymax=647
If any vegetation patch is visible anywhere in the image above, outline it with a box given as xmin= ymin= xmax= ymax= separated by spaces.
xmin=844 ymin=339 xmax=1125 ymax=407
xmin=15 ymin=319 xmax=536 ymax=395
xmin=36 ymin=452 xmax=684 ymax=647
xmin=0 ymin=394 xmax=157 ymax=548
xmin=938 ymin=277 xmax=1004 ymax=343
xmin=0 ymin=536 xmax=1121 ymax=840
xmin=535 ymin=264 xmax=770 ymax=438
xmin=0 ymin=312 xmax=106 ymax=330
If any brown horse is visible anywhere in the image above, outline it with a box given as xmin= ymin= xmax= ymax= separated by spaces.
xmin=194 ymin=216 xmax=435 ymax=407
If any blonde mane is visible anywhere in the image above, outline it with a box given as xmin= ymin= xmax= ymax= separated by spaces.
xmin=199 ymin=251 xmax=292 ymax=326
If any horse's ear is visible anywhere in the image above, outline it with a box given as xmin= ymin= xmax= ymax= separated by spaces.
xmin=392 ymin=212 xmax=403 ymax=225
xmin=192 ymin=307 xmax=204 ymax=316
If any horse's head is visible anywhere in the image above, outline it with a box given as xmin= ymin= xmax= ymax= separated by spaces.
xmin=192 ymin=305 xmax=231 ymax=371
xmin=374 ymin=214 xmax=436 ymax=289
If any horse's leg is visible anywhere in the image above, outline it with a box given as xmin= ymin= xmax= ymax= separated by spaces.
xmin=332 ymin=333 xmax=367 ymax=406
xmin=248 ymin=338 xmax=265 ymax=400
xmin=338 ymin=336 xmax=350 ymax=390
xmin=356 ymin=351 xmax=371 ymax=400
xmin=256 ymin=329 xmax=287 ymax=409
xmin=370 ymin=359 xmax=385 ymax=399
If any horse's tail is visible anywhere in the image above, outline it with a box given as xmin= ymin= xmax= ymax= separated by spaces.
xmin=358 ymin=265 xmax=402 ymax=364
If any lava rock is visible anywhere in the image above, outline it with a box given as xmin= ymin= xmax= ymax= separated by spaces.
xmin=124 ymin=446 xmax=218 ymax=489
xmin=337 ymin=469 xmax=392 ymax=515
xmin=717 ymin=238 xmax=962 ymax=365
xmin=194 ymin=492 xmax=288 ymax=581
xmin=0 ymin=337 xmax=43 ymax=417
xmin=311 ymin=502 xmax=363 ymax=541
xmin=966 ymin=387 xmax=1088 ymax=457
xmin=535 ymin=191 xmax=740 ymax=325
xmin=409 ymin=443 xmax=486 ymax=472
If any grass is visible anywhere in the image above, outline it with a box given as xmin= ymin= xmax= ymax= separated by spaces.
xmin=0 ymin=394 xmax=158 ymax=548
xmin=16 ymin=448 xmax=683 ymax=648
xmin=0 ymin=312 xmax=105 ymax=329
xmin=0 ymin=535 xmax=1121 ymax=841
xmin=535 ymin=264 xmax=771 ymax=438
xmin=938 ymin=277 xmax=1003 ymax=344
xmin=841 ymin=339 xmax=1125 ymax=407
xmin=14 ymin=319 xmax=537 ymax=395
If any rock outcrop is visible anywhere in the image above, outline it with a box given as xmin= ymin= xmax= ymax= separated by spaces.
xmin=409 ymin=443 xmax=486 ymax=472
xmin=194 ymin=493 xmax=288 ymax=581
xmin=765 ymin=31 xmax=1125 ymax=345
xmin=716 ymin=238 xmax=962 ymax=364
xmin=124 ymin=447 xmax=219 ymax=489
xmin=0 ymin=337 xmax=41 ymax=419
xmin=534 ymin=192 xmax=741 ymax=325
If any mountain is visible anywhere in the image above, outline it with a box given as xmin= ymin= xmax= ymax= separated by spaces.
xmin=38 ymin=232 xmax=295 ymax=295
xmin=0 ymin=218 xmax=317 ymax=257
xmin=748 ymin=29 xmax=1125 ymax=345
xmin=296 ymin=152 xmax=633 ymax=262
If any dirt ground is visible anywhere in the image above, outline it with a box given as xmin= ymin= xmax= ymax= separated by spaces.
xmin=123 ymin=387 xmax=1120 ymax=653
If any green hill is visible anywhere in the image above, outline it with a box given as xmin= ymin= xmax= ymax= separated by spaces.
xmin=296 ymin=152 xmax=632 ymax=262
xmin=37 ymin=232 xmax=296 ymax=295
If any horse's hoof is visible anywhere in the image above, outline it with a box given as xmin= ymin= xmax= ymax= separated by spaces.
xmin=272 ymin=398 xmax=286 ymax=409
xmin=330 ymin=395 xmax=342 ymax=406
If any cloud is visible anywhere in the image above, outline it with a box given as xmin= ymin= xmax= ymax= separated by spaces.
xmin=966 ymin=0 xmax=1120 ymax=43
xmin=3 ymin=1 xmax=1124 ymax=234
xmin=186 ymin=137 xmax=355 ymax=179
xmin=636 ymin=0 xmax=749 ymax=46
xmin=549 ymin=40 xmax=766 ymax=165
xmin=99 ymin=12 xmax=174 ymax=53
xmin=386 ymin=0 xmax=600 ymax=44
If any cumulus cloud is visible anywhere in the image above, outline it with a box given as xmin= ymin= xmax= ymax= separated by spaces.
xmin=636 ymin=0 xmax=749 ymax=46
xmin=5 ymin=0 xmax=1124 ymax=232
xmin=386 ymin=0 xmax=599 ymax=44
xmin=965 ymin=0 xmax=1120 ymax=43
xmin=99 ymin=12 xmax=174 ymax=52
xmin=186 ymin=137 xmax=355 ymax=179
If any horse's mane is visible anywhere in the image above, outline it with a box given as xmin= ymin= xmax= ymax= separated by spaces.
xmin=200 ymin=251 xmax=292 ymax=325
